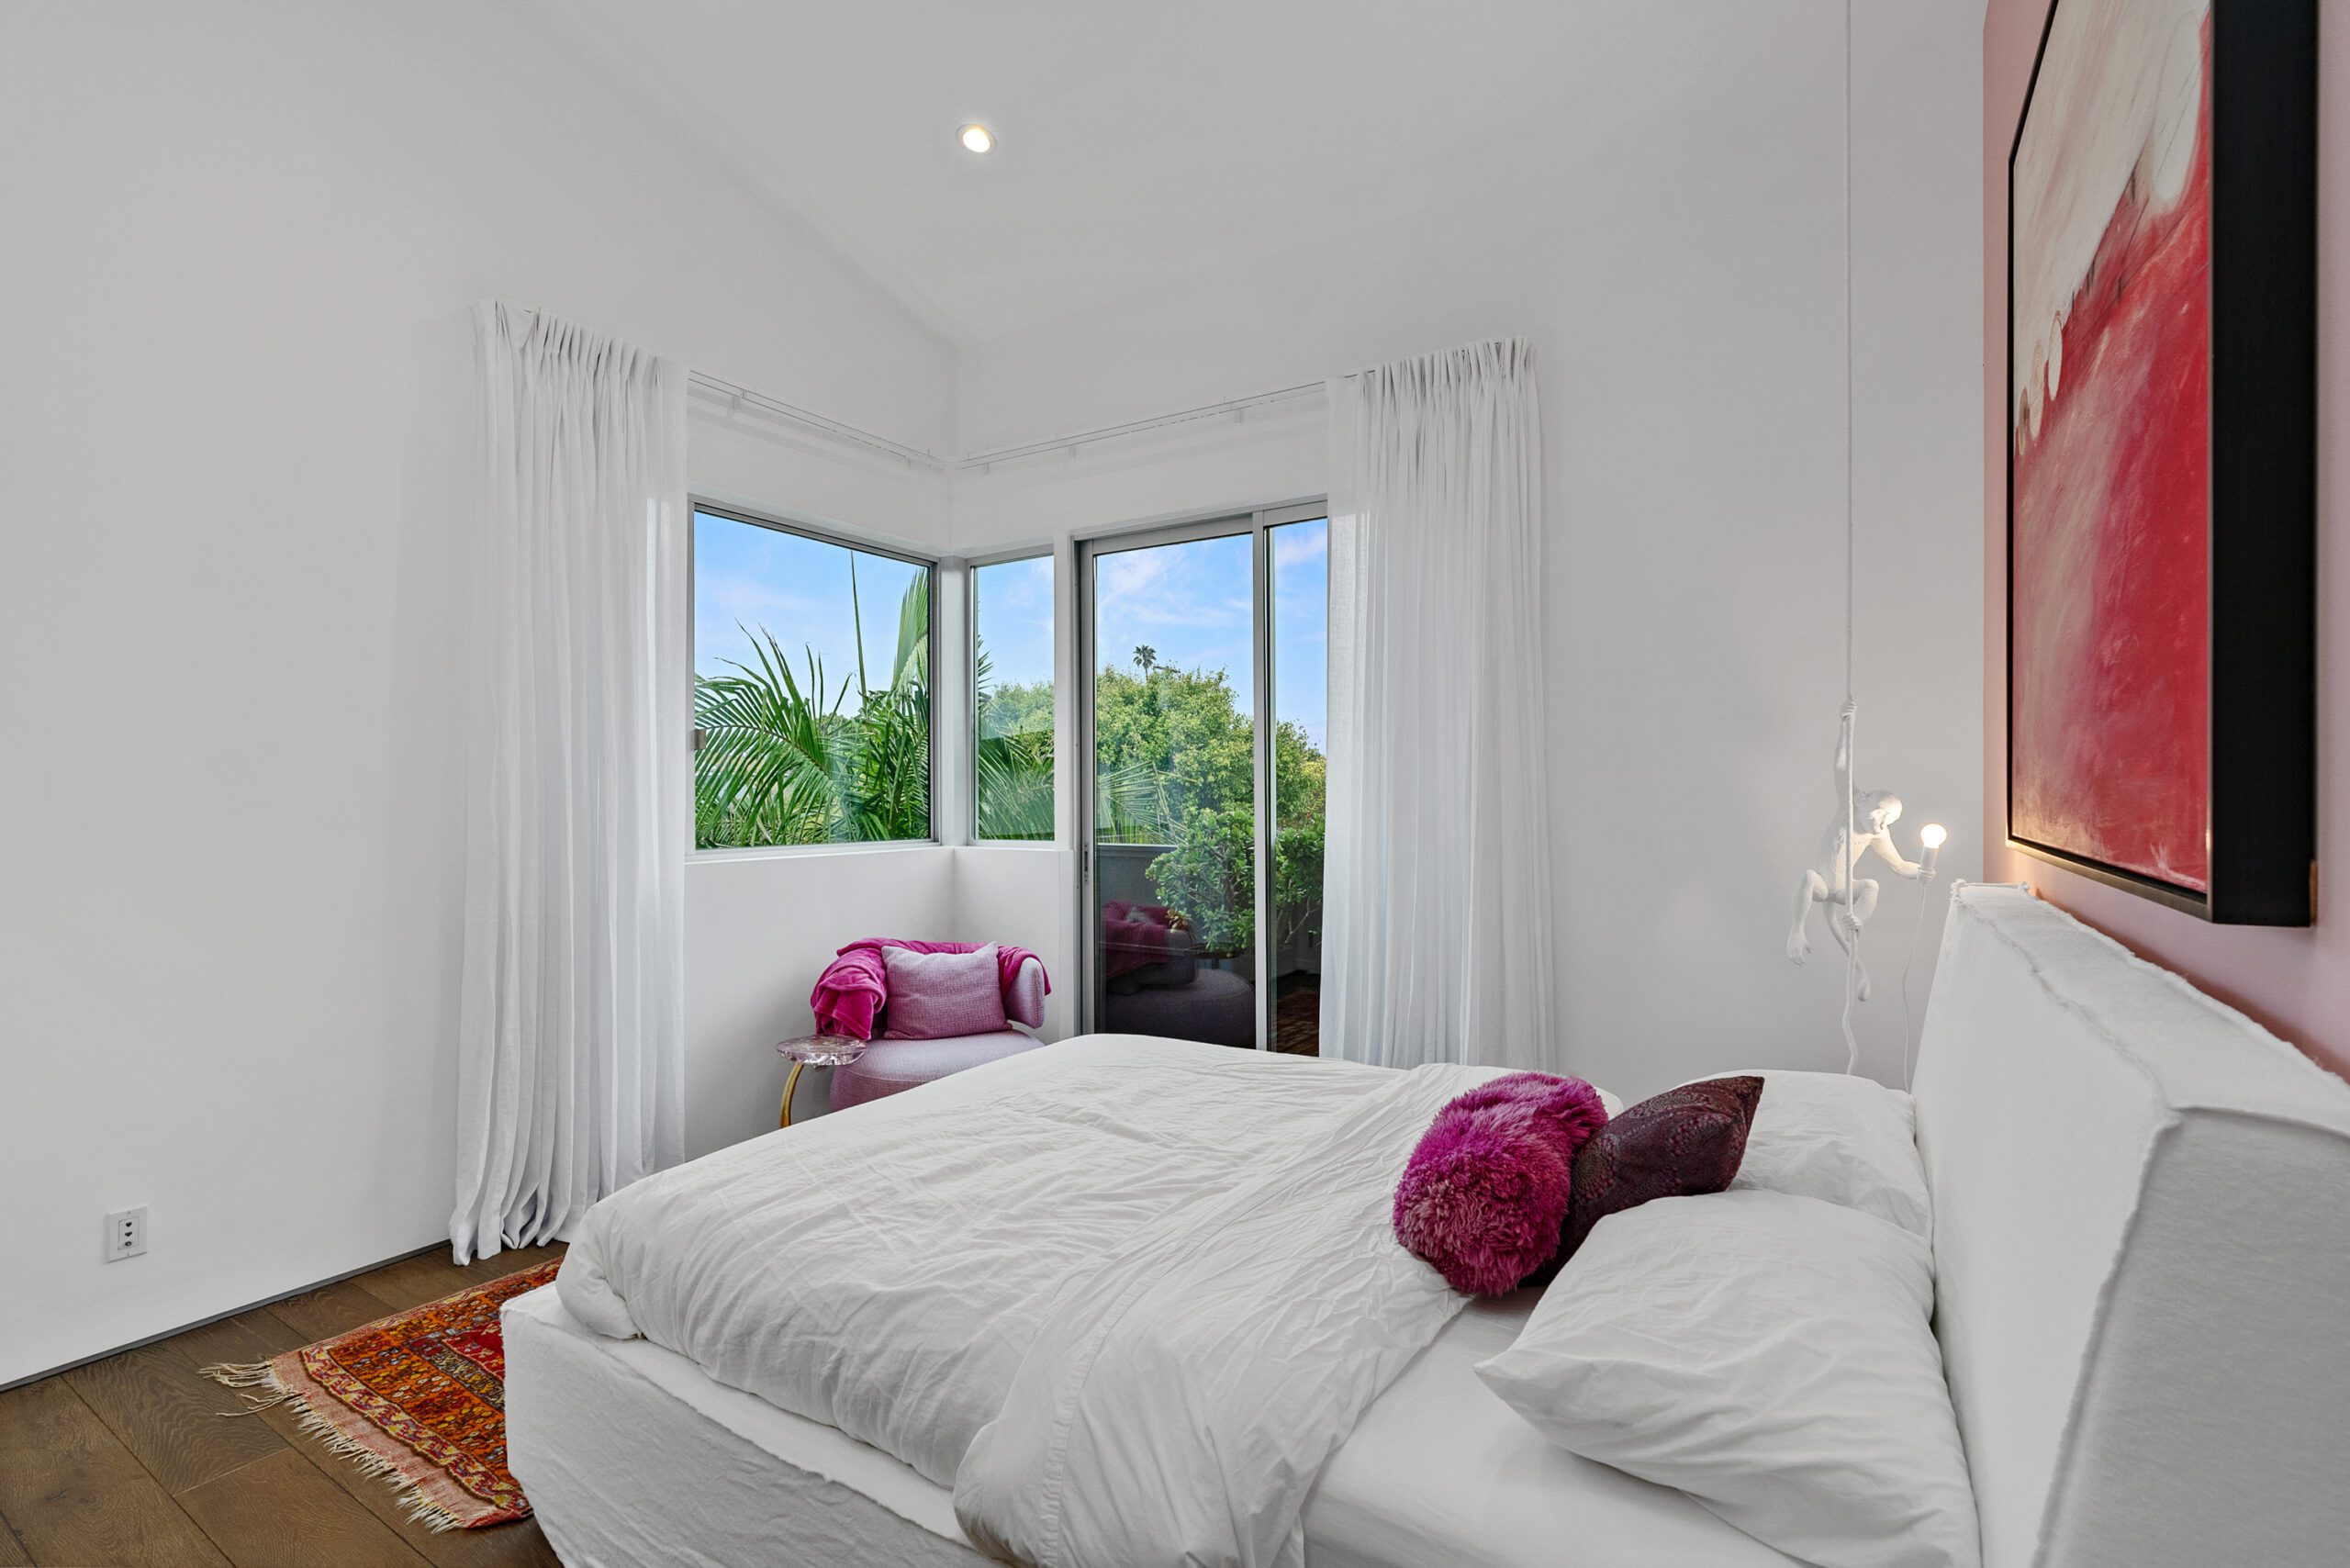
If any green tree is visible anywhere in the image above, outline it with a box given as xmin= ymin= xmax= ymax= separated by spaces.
xmin=1147 ymin=804 xmax=1254 ymax=949
xmin=1088 ymin=651 xmax=1326 ymax=954
xmin=698 ymin=606 xmax=1327 ymax=954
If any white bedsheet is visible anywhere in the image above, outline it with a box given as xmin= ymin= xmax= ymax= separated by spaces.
xmin=506 ymin=1284 xmax=979 ymax=1568
xmin=557 ymin=1036 xmax=1524 ymax=1567
xmin=953 ymin=1050 xmax=1509 ymax=1567
xmin=1312 ymin=1291 xmax=1802 ymax=1568
xmin=507 ymin=1282 xmax=1798 ymax=1568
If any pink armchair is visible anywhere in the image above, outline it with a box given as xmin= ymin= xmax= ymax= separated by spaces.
xmin=824 ymin=948 xmax=1048 ymax=1114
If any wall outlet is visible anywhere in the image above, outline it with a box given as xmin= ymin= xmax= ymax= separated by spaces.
xmin=104 ymin=1205 xmax=147 ymax=1262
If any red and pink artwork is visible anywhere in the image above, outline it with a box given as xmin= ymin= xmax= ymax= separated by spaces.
xmin=2009 ymin=0 xmax=2211 ymax=893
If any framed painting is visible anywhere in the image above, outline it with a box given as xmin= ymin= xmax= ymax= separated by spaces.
xmin=2007 ymin=0 xmax=2315 ymax=924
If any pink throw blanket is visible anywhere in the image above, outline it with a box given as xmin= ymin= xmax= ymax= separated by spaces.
xmin=811 ymin=939 xmax=1049 ymax=1040
xmin=1101 ymin=902 xmax=1182 ymax=980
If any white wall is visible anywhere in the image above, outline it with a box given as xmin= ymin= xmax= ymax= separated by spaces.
xmin=0 ymin=0 xmax=954 ymax=1384
xmin=952 ymin=847 xmax=1080 ymax=1042
xmin=948 ymin=0 xmax=1986 ymax=1100
xmin=685 ymin=847 xmax=957 ymax=1157
xmin=1 ymin=0 xmax=1984 ymax=1384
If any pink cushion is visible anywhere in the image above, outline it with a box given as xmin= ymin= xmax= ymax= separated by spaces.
xmin=830 ymin=1030 xmax=1041 ymax=1111
xmin=881 ymin=944 xmax=1008 ymax=1039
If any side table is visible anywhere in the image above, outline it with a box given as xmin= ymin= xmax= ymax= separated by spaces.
xmin=778 ymin=1034 xmax=868 ymax=1128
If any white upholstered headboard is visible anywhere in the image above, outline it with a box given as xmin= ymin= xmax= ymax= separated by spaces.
xmin=1913 ymin=884 xmax=2350 ymax=1568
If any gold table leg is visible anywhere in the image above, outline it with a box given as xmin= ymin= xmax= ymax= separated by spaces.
xmin=780 ymin=1059 xmax=806 ymax=1129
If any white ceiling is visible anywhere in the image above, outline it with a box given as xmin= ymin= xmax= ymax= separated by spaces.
xmin=531 ymin=0 xmax=1731 ymax=345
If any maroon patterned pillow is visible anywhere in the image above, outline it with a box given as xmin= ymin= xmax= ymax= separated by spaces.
xmin=1558 ymin=1077 xmax=1765 ymax=1261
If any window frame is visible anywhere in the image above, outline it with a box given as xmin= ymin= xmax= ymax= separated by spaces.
xmin=967 ymin=545 xmax=1058 ymax=846
xmin=688 ymin=498 xmax=942 ymax=858
xmin=1070 ymin=497 xmax=1328 ymax=1045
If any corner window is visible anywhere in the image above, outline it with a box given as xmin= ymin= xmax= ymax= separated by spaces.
xmin=692 ymin=506 xmax=934 ymax=848
xmin=973 ymin=554 xmax=1055 ymax=841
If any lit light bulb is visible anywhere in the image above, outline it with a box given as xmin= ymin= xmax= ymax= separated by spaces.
xmin=959 ymin=124 xmax=994 ymax=154
xmin=1919 ymin=822 xmax=1947 ymax=877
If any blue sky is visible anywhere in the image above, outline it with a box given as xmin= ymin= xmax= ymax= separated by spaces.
xmin=694 ymin=512 xmax=926 ymax=712
xmin=1273 ymin=520 xmax=1328 ymax=749
xmin=1092 ymin=520 xmax=1326 ymax=748
xmin=975 ymin=554 xmax=1054 ymax=694
xmin=695 ymin=510 xmax=1327 ymax=748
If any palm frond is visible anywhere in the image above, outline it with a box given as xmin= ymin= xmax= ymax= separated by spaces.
xmin=977 ymin=728 xmax=1054 ymax=840
xmin=693 ymin=619 xmax=933 ymax=847
xmin=891 ymin=573 xmax=930 ymax=693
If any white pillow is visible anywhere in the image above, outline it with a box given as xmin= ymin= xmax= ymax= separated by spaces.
xmin=1684 ymin=1069 xmax=1931 ymax=1238
xmin=1476 ymin=1190 xmax=1980 ymax=1568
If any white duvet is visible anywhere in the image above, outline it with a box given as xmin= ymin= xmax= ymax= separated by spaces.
xmin=558 ymin=1036 xmax=1521 ymax=1568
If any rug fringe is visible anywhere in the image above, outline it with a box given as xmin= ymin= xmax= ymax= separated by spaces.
xmin=201 ymin=1361 xmax=466 ymax=1531
xmin=198 ymin=1360 xmax=297 ymax=1414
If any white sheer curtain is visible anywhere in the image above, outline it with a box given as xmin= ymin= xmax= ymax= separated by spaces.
xmin=451 ymin=302 xmax=688 ymax=1263
xmin=1323 ymin=339 xmax=1557 ymax=1070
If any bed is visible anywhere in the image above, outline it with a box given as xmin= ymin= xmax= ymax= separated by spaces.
xmin=504 ymin=1281 xmax=1797 ymax=1568
xmin=506 ymin=885 xmax=2350 ymax=1567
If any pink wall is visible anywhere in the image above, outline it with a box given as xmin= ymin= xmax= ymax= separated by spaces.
xmin=1984 ymin=0 xmax=2348 ymax=1079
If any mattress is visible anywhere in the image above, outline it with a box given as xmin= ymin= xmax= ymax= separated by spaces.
xmin=506 ymin=1282 xmax=1796 ymax=1568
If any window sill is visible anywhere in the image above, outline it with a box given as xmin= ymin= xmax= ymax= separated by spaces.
xmin=689 ymin=840 xmax=944 ymax=866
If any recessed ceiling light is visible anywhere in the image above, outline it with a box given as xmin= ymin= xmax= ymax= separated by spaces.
xmin=959 ymin=123 xmax=994 ymax=154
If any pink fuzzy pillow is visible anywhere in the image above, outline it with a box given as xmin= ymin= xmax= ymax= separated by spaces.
xmin=1393 ymin=1072 xmax=1611 ymax=1295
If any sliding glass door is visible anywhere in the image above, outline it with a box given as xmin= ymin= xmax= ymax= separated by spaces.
xmin=1080 ymin=503 xmax=1328 ymax=1053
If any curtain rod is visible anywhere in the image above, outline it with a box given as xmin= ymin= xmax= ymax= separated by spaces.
xmin=540 ymin=302 xmax=1481 ymax=476
xmin=957 ymin=344 xmax=1514 ymax=465
xmin=689 ymin=367 xmax=1326 ymax=475
xmin=491 ymin=300 xmax=946 ymax=472
xmin=688 ymin=370 xmax=949 ymax=471
xmin=957 ymin=382 xmax=1325 ymax=470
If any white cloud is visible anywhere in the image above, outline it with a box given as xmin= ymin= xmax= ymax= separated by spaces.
xmin=1272 ymin=528 xmax=1328 ymax=568
xmin=1097 ymin=549 xmax=1170 ymax=599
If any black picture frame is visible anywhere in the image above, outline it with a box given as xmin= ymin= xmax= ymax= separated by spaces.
xmin=2005 ymin=0 xmax=2316 ymax=925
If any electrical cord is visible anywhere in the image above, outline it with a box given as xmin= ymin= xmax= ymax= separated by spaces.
xmin=1838 ymin=0 xmax=1861 ymax=1079
xmin=1899 ymin=882 xmax=1930 ymax=1090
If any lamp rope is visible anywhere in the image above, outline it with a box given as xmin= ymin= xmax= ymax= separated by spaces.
xmin=1840 ymin=0 xmax=1862 ymax=1075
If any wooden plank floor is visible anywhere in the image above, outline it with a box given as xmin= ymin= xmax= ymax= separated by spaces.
xmin=0 ymin=1245 xmax=566 ymax=1568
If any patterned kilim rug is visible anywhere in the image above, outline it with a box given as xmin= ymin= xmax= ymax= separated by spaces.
xmin=206 ymin=1259 xmax=561 ymax=1529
